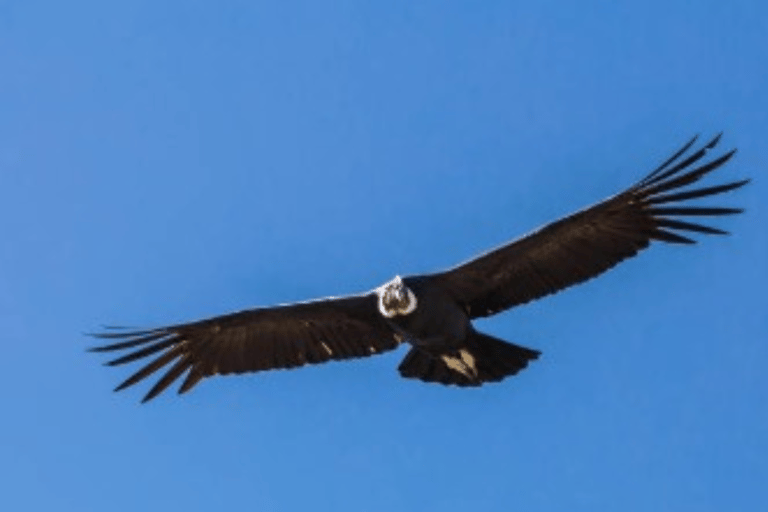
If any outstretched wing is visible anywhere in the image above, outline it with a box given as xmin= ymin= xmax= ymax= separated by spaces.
xmin=90 ymin=293 xmax=400 ymax=402
xmin=431 ymin=134 xmax=749 ymax=319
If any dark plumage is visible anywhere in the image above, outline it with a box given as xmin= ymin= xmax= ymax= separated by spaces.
xmin=91 ymin=133 xmax=748 ymax=402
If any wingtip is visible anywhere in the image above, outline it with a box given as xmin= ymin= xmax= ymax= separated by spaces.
xmin=111 ymin=382 xmax=155 ymax=404
xmin=87 ymin=339 xmax=125 ymax=352
xmin=141 ymin=384 xmax=166 ymax=403
xmin=727 ymin=178 xmax=752 ymax=192
xmin=86 ymin=329 xmax=117 ymax=341
xmin=706 ymin=132 xmax=723 ymax=149
xmin=89 ymin=327 xmax=158 ymax=339
xmin=113 ymin=381 xmax=131 ymax=393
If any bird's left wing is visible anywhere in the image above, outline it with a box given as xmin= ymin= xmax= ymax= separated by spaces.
xmin=90 ymin=293 xmax=400 ymax=402
xmin=429 ymin=134 xmax=748 ymax=319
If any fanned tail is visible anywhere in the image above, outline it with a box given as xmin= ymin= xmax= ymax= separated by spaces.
xmin=398 ymin=331 xmax=540 ymax=386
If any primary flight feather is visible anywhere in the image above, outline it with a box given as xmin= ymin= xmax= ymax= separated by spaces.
xmin=91 ymin=133 xmax=748 ymax=402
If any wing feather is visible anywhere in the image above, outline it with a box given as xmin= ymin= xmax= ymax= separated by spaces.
xmin=90 ymin=293 xmax=399 ymax=402
xmin=431 ymin=134 xmax=748 ymax=318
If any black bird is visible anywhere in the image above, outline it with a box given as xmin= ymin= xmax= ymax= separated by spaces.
xmin=91 ymin=134 xmax=748 ymax=402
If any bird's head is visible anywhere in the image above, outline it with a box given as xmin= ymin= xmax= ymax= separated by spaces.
xmin=376 ymin=275 xmax=418 ymax=318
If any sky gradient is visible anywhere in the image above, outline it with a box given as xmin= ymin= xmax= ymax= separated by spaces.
xmin=2 ymin=2 xmax=767 ymax=511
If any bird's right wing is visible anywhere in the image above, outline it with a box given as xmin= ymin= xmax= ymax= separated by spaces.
xmin=430 ymin=134 xmax=748 ymax=319
xmin=90 ymin=293 xmax=401 ymax=402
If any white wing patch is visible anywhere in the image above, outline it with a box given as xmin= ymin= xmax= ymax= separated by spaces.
xmin=441 ymin=349 xmax=479 ymax=379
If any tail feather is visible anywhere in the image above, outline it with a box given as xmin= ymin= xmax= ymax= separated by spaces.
xmin=398 ymin=332 xmax=540 ymax=386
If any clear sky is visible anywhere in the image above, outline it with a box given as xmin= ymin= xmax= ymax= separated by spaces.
xmin=2 ymin=1 xmax=766 ymax=511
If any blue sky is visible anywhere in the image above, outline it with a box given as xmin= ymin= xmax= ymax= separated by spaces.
xmin=2 ymin=1 xmax=766 ymax=511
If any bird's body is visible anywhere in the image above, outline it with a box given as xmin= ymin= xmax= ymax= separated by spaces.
xmin=381 ymin=276 xmax=468 ymax=347
xmin=92 ymin=134 xmax=748 ymax=402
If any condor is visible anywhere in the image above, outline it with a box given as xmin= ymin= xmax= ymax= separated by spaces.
xmin=91 ymin=134 xmax=748 ymax=402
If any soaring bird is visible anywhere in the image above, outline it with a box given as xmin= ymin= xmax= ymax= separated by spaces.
xmin=91 ymin=134 xmax=748 ymax=402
